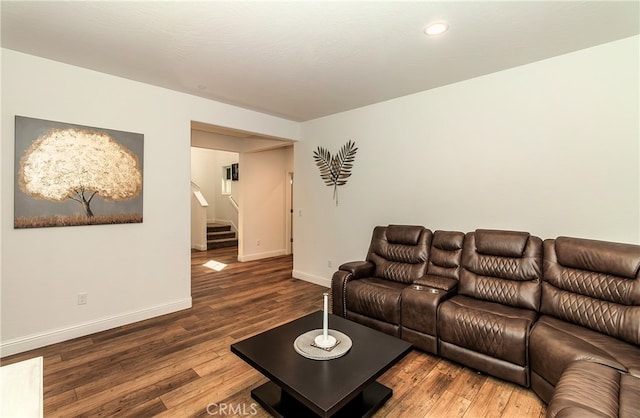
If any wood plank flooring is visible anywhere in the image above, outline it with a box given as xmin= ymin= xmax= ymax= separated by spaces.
xmin=1 ymin=247 xmax=546 ymax=417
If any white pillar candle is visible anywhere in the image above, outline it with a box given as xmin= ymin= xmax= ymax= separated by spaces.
xmin=314 ymin=292 xmax=337 ymax=348
xmin=323 ymin=292 xmax=329 ymax=340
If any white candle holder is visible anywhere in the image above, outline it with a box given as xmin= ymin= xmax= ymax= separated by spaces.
xmin=294 ymin=329 xmax=351 ymax=360
xmin=314 ymin=333 xmax=337 ymax=348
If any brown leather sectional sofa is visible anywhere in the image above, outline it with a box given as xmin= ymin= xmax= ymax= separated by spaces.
xmin=331 ymin=225 xmax=640 ymax=417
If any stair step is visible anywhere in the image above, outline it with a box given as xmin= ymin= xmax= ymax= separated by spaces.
xmin=206 ymin=223 xmax=237 ymax=249
xmin=207 ymin=224 xmax=232 ymax=233
xmin=207 ymin=238 xmax=238 ymax=249
xmin=207 ymin=231 xmax=236 ymax=240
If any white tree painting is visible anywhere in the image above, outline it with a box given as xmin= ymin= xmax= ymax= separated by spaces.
xmin=14 ymin=117 xmax=143 ymax=228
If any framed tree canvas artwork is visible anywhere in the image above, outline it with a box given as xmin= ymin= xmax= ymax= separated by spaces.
xmin=14 ymin=116 xmax=144 ymax=228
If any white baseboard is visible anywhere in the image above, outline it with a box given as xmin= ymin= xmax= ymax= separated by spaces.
xmin=292 ymin=270 xmax=331 ymax=288
xmin=0 ymin=298 xmax=192 ymax=357
xmin=192 ymin=244 xmax=207 ymax=251
xmin=238 ymin=249 xmax=286 ymax=262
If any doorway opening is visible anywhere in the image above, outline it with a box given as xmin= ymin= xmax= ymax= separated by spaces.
xmin=190 ymin=121 xmax=295 ymax=264
xmin=191 ymin=147 xmax=239 ymax=257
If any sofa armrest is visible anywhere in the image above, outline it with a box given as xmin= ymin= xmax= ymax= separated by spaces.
xmin=331 ymin=261 xmax=374 ymax=317
xmin=414 ymin=274 xmax=458 ymax=291
xmin=339 ymin=261 xmax=375 ymax=278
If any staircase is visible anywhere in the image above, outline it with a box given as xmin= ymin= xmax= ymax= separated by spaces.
xmin=207 ymin=223 xmax=238 ymax=249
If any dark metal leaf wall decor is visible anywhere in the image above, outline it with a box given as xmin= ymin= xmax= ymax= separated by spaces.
xmin=313 ymin=140 xmax=358 ymax=206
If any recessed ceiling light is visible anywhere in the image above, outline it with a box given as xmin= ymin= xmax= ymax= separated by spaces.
xmin=424 ymin=22 xmax=449 ymax=36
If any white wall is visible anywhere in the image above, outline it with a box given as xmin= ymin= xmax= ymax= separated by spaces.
xmin=293 ymin=36 xmax=640 ymax=287
xmin=239 ymin=147 xmax=294 ymax=261
xmin=1 ymin=49 xmax=299 ymax=355
xmin=191 ymin=147 xmax=218 ymax=221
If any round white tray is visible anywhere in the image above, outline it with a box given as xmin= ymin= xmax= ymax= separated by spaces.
xmin=294 ymin=329 xmax=352 ymax=360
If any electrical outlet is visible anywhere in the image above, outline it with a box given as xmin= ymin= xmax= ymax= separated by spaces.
xmin=77 ymin=292 xmax=88 ymax=305
xmin=256 ymin=240 xmax=261 ymax=246
xmin=328 ymin=259 xmax=333 ymax=268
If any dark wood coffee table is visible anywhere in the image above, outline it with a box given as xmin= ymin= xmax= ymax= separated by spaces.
xmin=231 ymin=311 xmax=412 ymax=418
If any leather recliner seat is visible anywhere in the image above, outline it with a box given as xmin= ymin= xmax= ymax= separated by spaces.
xmin=546 ymin=361 xmax=640 ymax=418
xmin=332 ymin=224 xmax=432 ymax=336
xmin=529 ymin=236 xmax=640 ymax=403
xmin=437 ymin=229 xmax=543 ymax=387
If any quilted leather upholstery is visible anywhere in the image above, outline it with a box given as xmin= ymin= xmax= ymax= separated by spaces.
xmin=345 ymin=277 xmax=406 ymax=324
xmin=366 ymin=225 xmax=431 ymax=284
xmin=459 ymin=230 xmax=543 ymax=310
xmin=438 ymin=229 xmax=542 ymax=387
xmin=555 ymin=236 xmax=640 ymax=280
xmin=426 ymin=230 xmax=465 ymax=280
xmin=547 ymin=361 xmax=640 ymax=418
xmin=530 ymin=316 xmax=640 ymax=394
xmin=541 ymin=237 xmax=640 ymax=345
xmin=530 ymin=237 xmax=640 ymax=403
xmin=439 ymin=295 xmax=537 ymax=366
xmin=475 ymin=229 xmax=530 ymax=257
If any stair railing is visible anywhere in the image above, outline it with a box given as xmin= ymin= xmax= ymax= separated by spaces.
xmin=191 ymin=181 xmax=209 ymax=251
xmin=228 ymin=195 xmax=239 ymax=212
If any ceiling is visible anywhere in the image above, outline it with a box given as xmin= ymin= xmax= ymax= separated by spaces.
xmin=2 ymin=1 xmax=638 ymax=122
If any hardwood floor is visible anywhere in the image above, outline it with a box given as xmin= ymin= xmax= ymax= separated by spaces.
xmin=1 ymin=247 xmax=546 ymax=417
